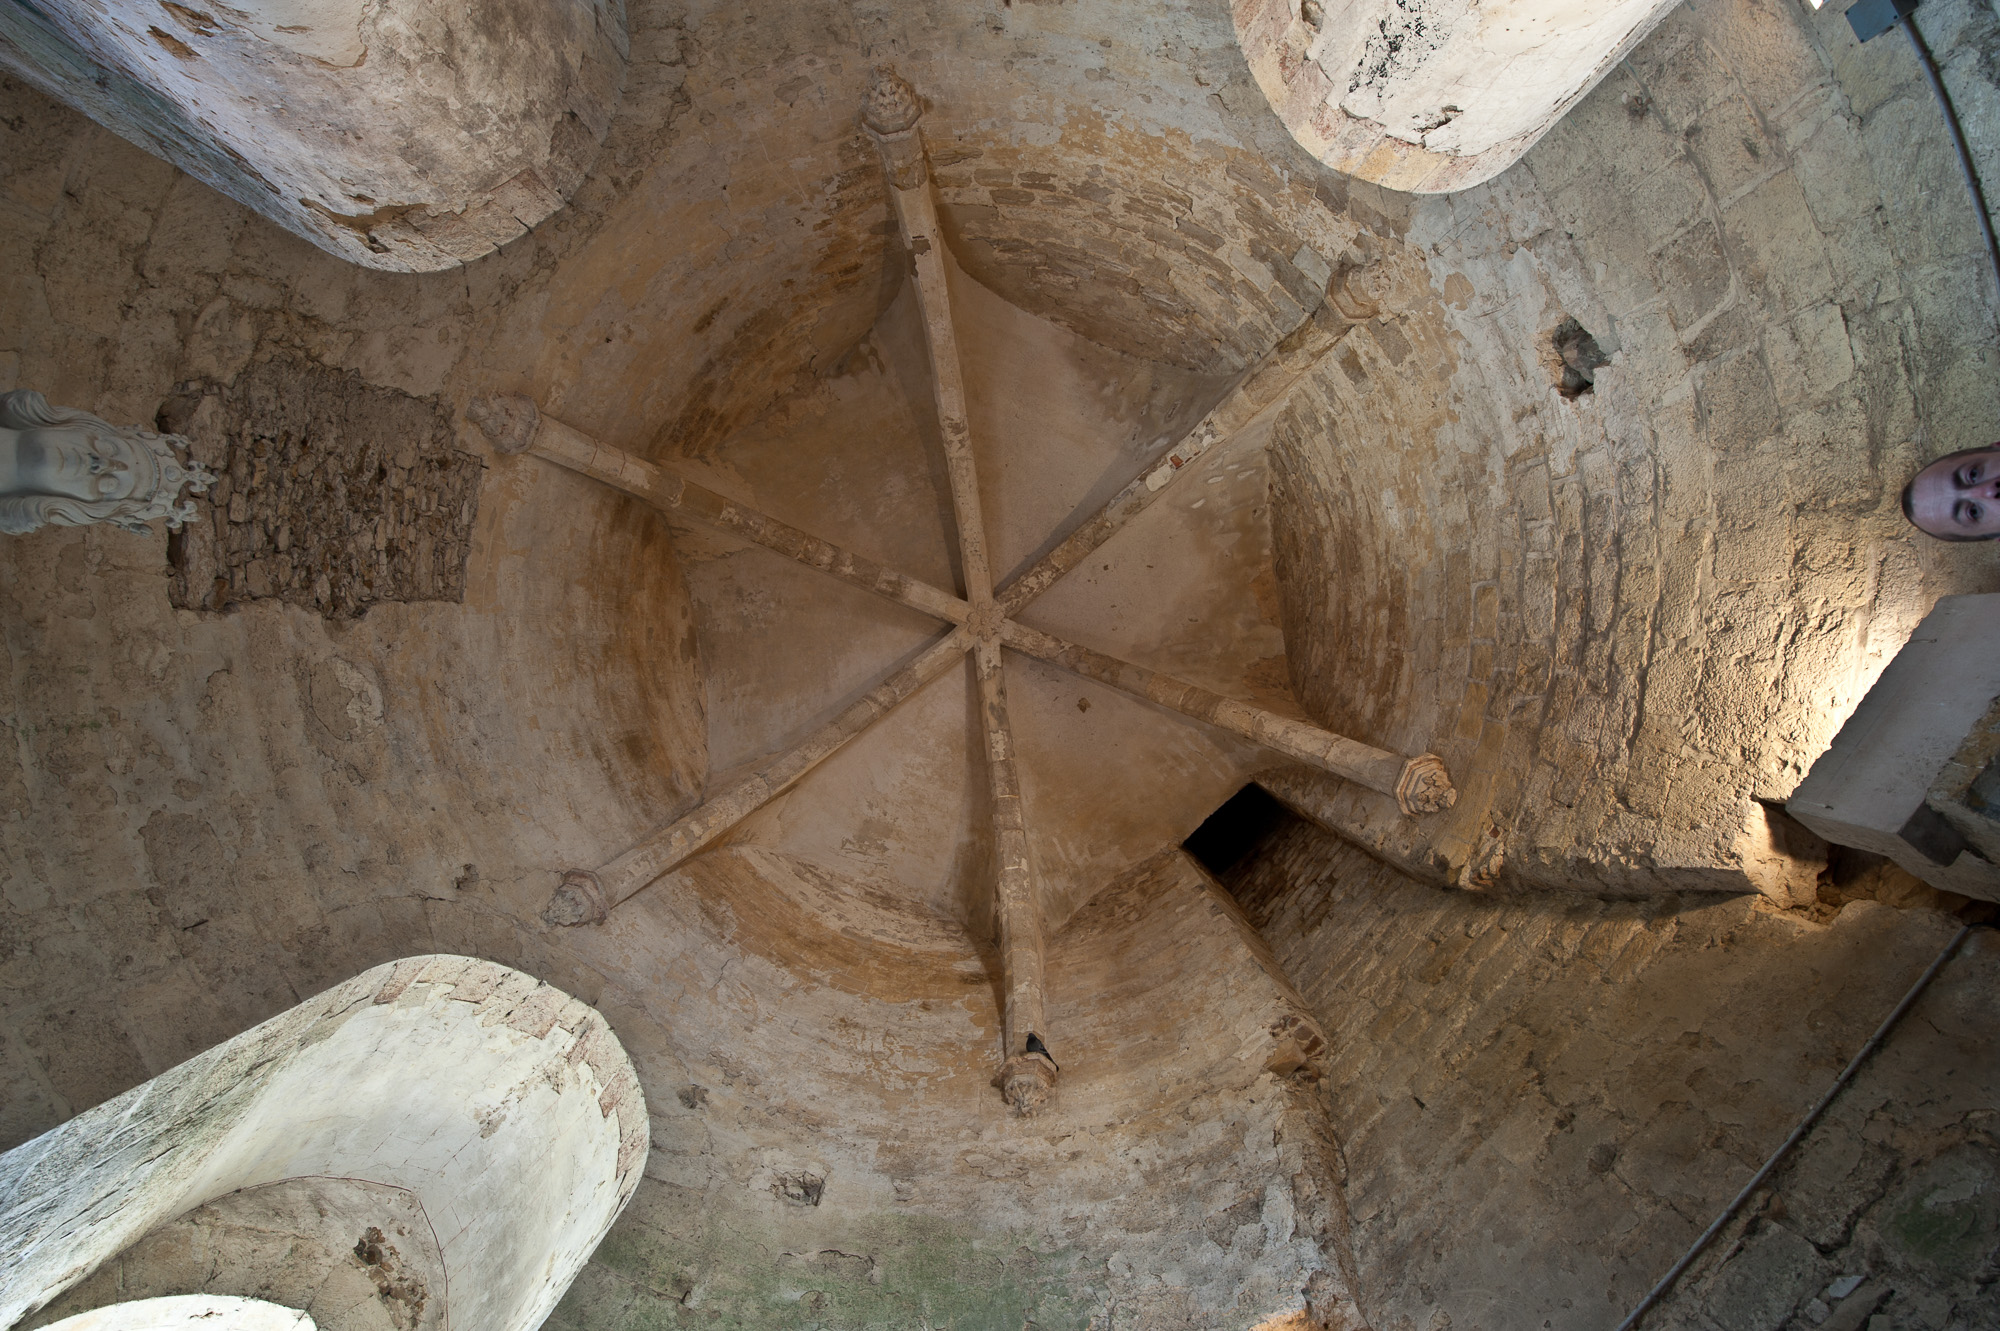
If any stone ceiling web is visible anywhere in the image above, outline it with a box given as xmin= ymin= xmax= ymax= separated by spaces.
xmin=467 ymin=68 xmax=1457 ymax=1115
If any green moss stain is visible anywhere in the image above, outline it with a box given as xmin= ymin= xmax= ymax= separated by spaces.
xmin=548 ymin=1188 xmax=1099 ymax=1331
xmin=1880 ymin=1147 xmax=1998 ymax=1273
xmin=1887 ymin=1192 xmax=1985 ymax=1267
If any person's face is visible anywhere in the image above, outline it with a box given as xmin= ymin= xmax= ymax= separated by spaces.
xmin=1906 ymin=445 xmax=2000 ymax=540
xmin=0 ymin=425 xmax=144 ymax=503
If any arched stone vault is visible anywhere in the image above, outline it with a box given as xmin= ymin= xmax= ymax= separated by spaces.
xmin=485 ymin=73 xmax=1456 ymax=992
xmin=2 ymin=957 xmax=646 ymax=1331
xmin=0 ymin=0 xmax=1995 ymax=1325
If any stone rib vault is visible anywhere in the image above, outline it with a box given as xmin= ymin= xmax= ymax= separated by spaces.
xmin=3 ymin=0 xmax=1997 ymax=1324
xmin=472 ymin=69 xmax=1459 ymax=1111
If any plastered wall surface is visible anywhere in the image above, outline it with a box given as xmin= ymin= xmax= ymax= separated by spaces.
xmin=27 ymin=1177 xmax=443 ymax=1331
xmin=1 ymin=956 xmax=646 ymax=1331
xmin=1227 ymin=814 xmax=1999 ymax=1331
xmin=542 ymin=846 xmax=1367 ymax=1330
xmin=0 ymin=0 xmax=628 ymax=270
xmin=673 ymin=250 xmax=1288 ymax=935
xmin=1233 ymin=0 xmax=1683 ymax=191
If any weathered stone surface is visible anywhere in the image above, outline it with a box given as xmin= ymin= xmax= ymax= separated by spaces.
xmin=1266 ymin=0 xmax=1999 ymax=900
xmin=1 ymin=957 xmax=645 ymax=1331
xmin=1233 ymin=0 xmax=1683 ymax=191
xmin=1226 ymin=812 xmax=1997 ymax=1331
xmin=0 ymin=0 xmax=1995 ymax=1322
xmin=0 ymin=0 xmax=627 ymax=271
xmin=538 ymin=847 xmax=1363 ymax=1330
xmin=26 ymin=1177 xmax=441 ymax=1331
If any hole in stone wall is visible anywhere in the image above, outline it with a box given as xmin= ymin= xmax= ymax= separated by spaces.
xmin=148 ymin=25 xmax=198 ymax=58
xmin=1814 ymin=842 xmax=1998 ymax=926
xmin=772 ymin=1171 xmax=825 ymax=1207
xmin=1183 ymin=783 xmax=1291 ymax=878
xmin=1896 ymin=803 xmax=1971 ymax=867
xmin=157 ymin=357 xmax=482 ymax=619
xmin=1551 ymin=317 xmax=1611 ymax=398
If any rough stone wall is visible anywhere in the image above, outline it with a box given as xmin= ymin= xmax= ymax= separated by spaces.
xmin=1226 ymin=814 xmax=1999 ymax=1331
xmin=0 ymin=32 xmax=711 ymax=1149
xmin=1266 ymin=0 xmax=2000 ymax=897
xmin=2 ymin=0 xmax=1997 ymax=1325
xmin=0 ymin=469 xmax=703 ymax=1151
xmin=0 ymin=11 xmax=1369 ymax=1318
xmin=162 ymin=358 xmax=483 ymax=617
xmin=0 ymin=0 xmax=897 ymax=465
xmin=931 ymin=137 xmax=1362 ymax=375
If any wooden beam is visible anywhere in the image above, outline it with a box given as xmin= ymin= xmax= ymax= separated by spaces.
xmin=995 ymin=282 xmax=1375 ymax=618
xmin=998 ymin=620 xmax=1456 ymax=817
xmin=471 ymin=396 xmax=970 ymax=626
xmin=543 ymin=628 xmax=974 ymax=925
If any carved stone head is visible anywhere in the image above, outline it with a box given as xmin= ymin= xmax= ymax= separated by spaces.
xmin=0 ymin=390 xmax=214 ymax=535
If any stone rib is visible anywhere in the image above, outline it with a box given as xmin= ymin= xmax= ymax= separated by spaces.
xmin=885 ymin=171 xmax=996 ymax=605
xmin=546 ymin=628 xmax=973 ymax=923
xmin=998 ymin=620 xmax=1456 ymax=816
xmin=869 ymin=84 xmax=1058 ymax=1110
xmin=974 ymin=639 xmax=1055 ymax=1110
xmin=995 ymin=291 xmax=1370 ymax=617
xmin=507 ymin=406 xmax=971 ymax=626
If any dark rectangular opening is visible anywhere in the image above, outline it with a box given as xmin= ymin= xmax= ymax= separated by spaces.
xmin=1182 ymin=782 xmax=1291 ymax=878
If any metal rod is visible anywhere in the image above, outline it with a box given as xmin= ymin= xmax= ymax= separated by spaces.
xmin=1615 ymin=923 xmax=1974 ymax=1331
xmin=1901 ymin=13 xmax=2000 ymax=298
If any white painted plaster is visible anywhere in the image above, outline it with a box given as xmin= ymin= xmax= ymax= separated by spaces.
xmin=40 ymin=1295 xmax=316 ymax=1331
xmin=0 ymin=0 xmax=625 ymax=269
xmin=0 ymin=958 xmax=645 ymax=1331
xmin=1235 ymin=0 xmax=1682 ymax=190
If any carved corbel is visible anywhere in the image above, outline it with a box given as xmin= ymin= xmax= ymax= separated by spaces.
xmin=995 ymin=1051 xmax=1059 ymax=1114
xmin=1327 ymin=262 xmax=1389 ymax=324
xmin=542 ymin=869 xmax=610 ymax=927
xmin=862 ymin=67 xmax=928 ymax=190
xmin=1395 ymin=752 xmax=1458 ymax=816
xmin=466 ymin=394 xmax=541 ymax=455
